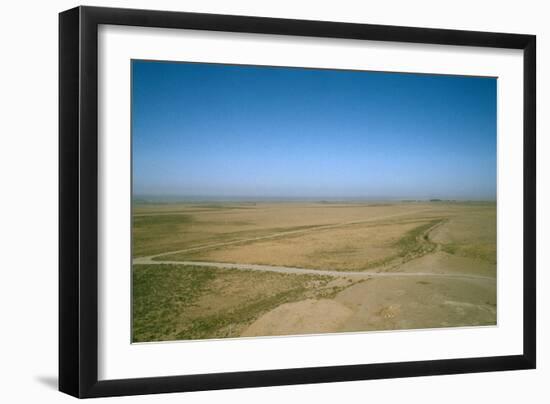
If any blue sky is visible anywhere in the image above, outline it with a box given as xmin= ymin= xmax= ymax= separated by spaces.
xmin=132 ymin=60 xmax=496 ymax=200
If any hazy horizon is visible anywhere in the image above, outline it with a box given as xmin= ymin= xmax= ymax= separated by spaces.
xmin=132 ymin=60 xmax=497 ymax=200
xmin=132 ymin=194 xmax=496 ymax=204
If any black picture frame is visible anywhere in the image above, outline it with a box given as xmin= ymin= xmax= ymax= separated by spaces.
xmin=59 ymin=5 xmax=536 ymax=398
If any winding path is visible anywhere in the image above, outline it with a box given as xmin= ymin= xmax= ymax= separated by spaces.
xmin=133 ymin=257 xmax=495 ymax=282
xmin=133 ymin=207 xmax=495 ymax=283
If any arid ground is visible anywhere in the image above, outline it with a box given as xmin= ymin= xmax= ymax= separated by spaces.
xmin=132 ymin=201 xmax=496 ymax=342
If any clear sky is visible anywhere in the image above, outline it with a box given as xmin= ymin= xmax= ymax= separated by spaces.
xmin=132 ymin=60 xmax=496 ymax=201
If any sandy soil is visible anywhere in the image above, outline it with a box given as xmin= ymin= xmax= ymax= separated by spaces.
xmin=241 ymin=299 xmax=354 ymax=337
xmin=243 ymin=273 xmax=496 ymax=337
xmin=132 ymin=202 xmax=497 ymax=340
xmin=394 ymin=251 xmax=496 ymax=277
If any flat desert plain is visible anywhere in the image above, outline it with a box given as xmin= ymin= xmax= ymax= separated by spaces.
xmin=132 ymin=201 xmax=496 ymax=342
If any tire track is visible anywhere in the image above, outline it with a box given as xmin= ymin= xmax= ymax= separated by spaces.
xmin=133 ymin=257 xmax=495 ymax=282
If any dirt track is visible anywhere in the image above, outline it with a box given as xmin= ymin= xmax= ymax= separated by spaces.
xmin=133 ymin=256 xmax=495 ymax=282
xmin=134 ymin=209 xmax=495 ymax=283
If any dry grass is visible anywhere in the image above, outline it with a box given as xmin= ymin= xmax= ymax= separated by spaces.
xmin=132 ymin=201 xmax=497 ymax=341
xmin=132 ymin=263 xmax=361 ymax=342
xmin=132 ymin=202 xmax=443 ymax=257
xmin=163 ymin=219 xmax=447 ymax=271
xmin=430 ymin=204 xmax=496 ymax=264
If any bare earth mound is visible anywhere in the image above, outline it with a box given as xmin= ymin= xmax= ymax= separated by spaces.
xmin=242 ymin=299 xmax=354 ymax=337
xmin=243 ymin=275 xmax=496 ymax=337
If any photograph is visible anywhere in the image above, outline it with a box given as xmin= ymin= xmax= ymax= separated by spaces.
xmin=130 ymin=59 xmax=497 ymax=343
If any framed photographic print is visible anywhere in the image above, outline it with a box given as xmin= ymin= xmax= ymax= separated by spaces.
xmin=59 ymin=6 xmax=536 ymax=398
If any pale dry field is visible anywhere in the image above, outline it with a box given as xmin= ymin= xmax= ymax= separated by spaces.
xmin=132 ymin=201 xmax=496 ymax=342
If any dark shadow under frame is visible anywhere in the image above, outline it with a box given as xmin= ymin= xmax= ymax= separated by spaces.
xmin=59 ymin=5 xmax=536 ymax=398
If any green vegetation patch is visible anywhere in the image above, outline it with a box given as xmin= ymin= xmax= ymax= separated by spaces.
xmin=351 ymin=219 xmax=444 ymax=271
xmin=395 ymin=219 xmax=442 ymax=259
xmin=132 ymin=264 xmax=215 ymax=342
xmin=175 ymin=287 xmax=307 ymax=340
xmin=132 ymin=264 xmax=350 ymax=342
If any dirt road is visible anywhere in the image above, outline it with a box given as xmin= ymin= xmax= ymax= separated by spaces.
xmin=133 ymin=257 xmax=494 ymax=282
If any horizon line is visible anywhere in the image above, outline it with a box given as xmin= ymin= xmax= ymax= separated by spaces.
xmin=132 ymin=195 xmax=497 ymax=203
